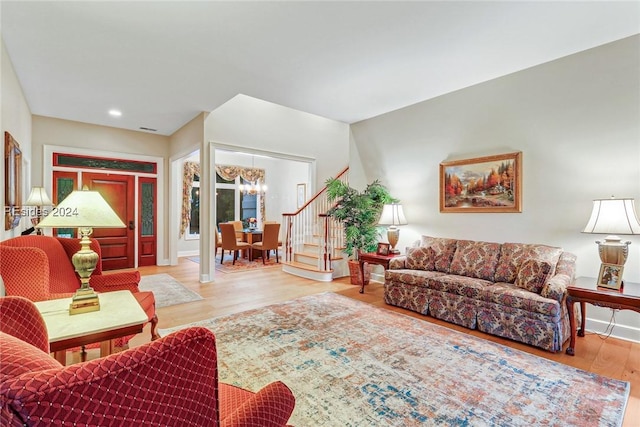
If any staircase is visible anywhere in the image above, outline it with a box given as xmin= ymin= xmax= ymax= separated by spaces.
xmin=281 ymin=167 xmax=349 ymax=281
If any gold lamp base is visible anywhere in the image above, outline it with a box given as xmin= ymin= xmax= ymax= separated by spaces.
xmin=70 ymin=289 xmax=100 ymax=315
xmin=69 ymin=226 xmax=101 ymax=315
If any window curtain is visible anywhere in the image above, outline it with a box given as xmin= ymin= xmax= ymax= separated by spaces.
xmin=180 ymin=161 xmax=200 ymax=237
xmin=215 ymin=164 xmax=266 ymax=224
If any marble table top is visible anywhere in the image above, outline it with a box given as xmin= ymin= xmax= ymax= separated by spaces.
xmin=35 ymin=290 xmax=147 ymax=343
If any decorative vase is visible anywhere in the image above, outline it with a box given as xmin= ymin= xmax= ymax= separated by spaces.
xmin=348 ymin=260 xmax=371 ymax=286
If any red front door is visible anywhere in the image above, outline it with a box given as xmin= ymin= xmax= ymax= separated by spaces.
xmin=83 ymin=173 xmax=135 ymax=270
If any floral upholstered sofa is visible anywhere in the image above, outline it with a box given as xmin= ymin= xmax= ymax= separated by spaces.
xmin=384 ymin=236 xmax=577 ymax=352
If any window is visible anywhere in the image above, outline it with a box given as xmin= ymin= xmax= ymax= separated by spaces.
xmin=216 ymin=172 xmax=258 ymax=228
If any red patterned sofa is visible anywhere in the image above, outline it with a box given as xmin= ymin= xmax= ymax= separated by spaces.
xmin=384 ymin=236 xmax=577 ymax=352
xmin=0 ymin=296 xmax=296 ymax=426
xmin=0 ymin=235 xmax=158 ymax=341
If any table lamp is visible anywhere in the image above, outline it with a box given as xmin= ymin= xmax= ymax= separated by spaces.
xmin=36 ymin=187 xmax=125 ymax=314
xmin=378 ymin=203 xmax=408 ymax=254
xmin=23 ymin=186 xmax=52 ymax=234
xmin=582 ymin=197 xmax=640 ymax=278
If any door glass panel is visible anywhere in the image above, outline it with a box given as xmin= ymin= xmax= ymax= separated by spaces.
xmin=56 ymin=177 xmax=75 ymax=238
xmin=141 ymin=182 xmax=154 ymax=236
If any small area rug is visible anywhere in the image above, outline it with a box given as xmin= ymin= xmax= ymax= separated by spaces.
xmin=138 ymin=273 xmax=203 ymax=308
xmin=160 ymin=293 xmax=629 ymax=426
xmin=187 ymin=254 xmax=281 ymax=273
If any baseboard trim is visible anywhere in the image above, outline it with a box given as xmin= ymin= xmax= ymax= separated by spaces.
xmin=585 ymin=317 xmax=640 ymax=343
xmin=178 ymin=250 xmax=199 ymax=257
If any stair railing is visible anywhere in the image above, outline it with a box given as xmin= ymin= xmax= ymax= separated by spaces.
xmin=282 ymin=167 xmax=348 ymax=272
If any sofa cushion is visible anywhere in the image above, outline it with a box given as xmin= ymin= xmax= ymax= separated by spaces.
xmin=449 ymin=240 xmax=501 ymax=281
xmin=482 ymin=283 xmax=562 ymax=318
xmin=405 ymin=246 xmax=435 ymax=270
xmin=430 ymin=274 xmax=493 ymax=299
xmin=385 ymin=269 xmax=447 ymax=288
xmin=515 ymin=259 xmax=553 ymax=294
xmin=494 ymin=243 xmax=563 ymax=283
xmin=419 ymin=236 xmax=457 ymax=273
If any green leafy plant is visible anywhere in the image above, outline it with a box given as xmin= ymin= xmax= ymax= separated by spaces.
xmin=325 ymin=178 xmax=396 ymax=260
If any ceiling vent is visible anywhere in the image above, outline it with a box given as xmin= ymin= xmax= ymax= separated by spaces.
xmin=139 ymin=127 xmax=157 ymax=132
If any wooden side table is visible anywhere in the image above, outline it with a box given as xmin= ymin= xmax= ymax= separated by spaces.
xmin=358 ymin=252 xmax=401 ymax=294
xmin=35 ymin=290 xmax=148 ymax=365
xmin=565 ymin=276 xmax=640 ymax=356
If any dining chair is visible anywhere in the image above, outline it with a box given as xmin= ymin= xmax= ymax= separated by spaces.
xmin=251 ymin=223 xmax=280 ymax=264
xmin=264 ymin=220 xmax=283 ymax=248
xmin=214 ymin=226 xmax=223 ymax=259
xmin=228 ymin=220 xmax=244 ymax=241
xmin=219 ymin=223 xmax=251 ymax=264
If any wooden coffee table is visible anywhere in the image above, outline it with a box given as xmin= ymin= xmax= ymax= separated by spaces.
xmin=565 ymin=276 xmax=640 ymax=356
xmin=35 ymin=290 xmax=148 ymax=365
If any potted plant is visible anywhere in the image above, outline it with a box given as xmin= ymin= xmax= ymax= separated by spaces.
xmin=325 ymin=178 xmax=396 ymax=284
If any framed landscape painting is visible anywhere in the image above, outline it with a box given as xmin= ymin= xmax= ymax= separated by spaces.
xmin=440 ymin=151 xmax=522 ymax=213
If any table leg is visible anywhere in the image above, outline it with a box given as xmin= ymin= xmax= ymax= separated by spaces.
xmin=566 ymin=297 xmax=576 ymax=356
xmin=360 ymin=261 xmax=366 ymax=294
xmin=100 ymin=340 xmax=114 ymax=357
xmin=54 ymin=350 xmax=67 ymax=365
xmin=578 ymin=302 xmax=586 ymax=337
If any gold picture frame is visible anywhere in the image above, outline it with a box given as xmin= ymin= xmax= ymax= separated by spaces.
xmin=4 ymin=132 xmax=22 ymax=230
xmin=597 ymin=263 xmax=624 ymax=290
xmin=440 ymin=151 xmax=522 ymax=213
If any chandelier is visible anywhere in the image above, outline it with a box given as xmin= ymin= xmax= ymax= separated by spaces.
xmin=239 ymin=180 xmax=267 ymax=196
xmin=238 ymin=155 xmax=267 ymax=195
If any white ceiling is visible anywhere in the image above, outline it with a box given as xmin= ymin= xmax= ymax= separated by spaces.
xmin=2 ymin=1 xmax=639 ymax=136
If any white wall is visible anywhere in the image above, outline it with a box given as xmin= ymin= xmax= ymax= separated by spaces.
xmin=205 ymin=94 xmax=350 ymax=191
xmin=350 ymin=36 xmax=640 ymax=341
xmin=1 ymin=37 xmax=33 ymax=241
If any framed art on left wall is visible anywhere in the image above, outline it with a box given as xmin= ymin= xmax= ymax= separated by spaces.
xmin=4 ymin=132 xmax=22 ymax=230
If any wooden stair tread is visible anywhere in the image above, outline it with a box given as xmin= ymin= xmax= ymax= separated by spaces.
xmin=283 ymin=260 xmax=333 ymax=273
xmin=296 ymin=250 xmax=345 ymax=261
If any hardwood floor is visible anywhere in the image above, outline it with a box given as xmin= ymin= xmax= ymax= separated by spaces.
xmin=115 ymin=258 xmax=637 ymax=425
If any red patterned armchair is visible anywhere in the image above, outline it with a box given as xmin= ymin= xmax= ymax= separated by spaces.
xmin=0 ymin=296 xmax=296 ymax=426
xmin=0 ymin=235 xmax=158 ymax=340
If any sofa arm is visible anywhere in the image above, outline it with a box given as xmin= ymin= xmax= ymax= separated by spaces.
xmin=541 ymin=252 xmax=577 ymax=302
xmin=2 ymin=327 xmax=219 ymax=426
xmin=0 ymin=296 xmax=49 ymax=353
xmin=221 ymin=381 xmax=295 ymax=427
xmin=90 ymin=270 xmax=141 ymax=293
xmin=541 ymin=274 xmax=573 ymax=302
xmin=389 ymin=256 xmax=407 ymax=270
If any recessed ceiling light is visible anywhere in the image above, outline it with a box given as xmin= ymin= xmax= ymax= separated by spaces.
xmin=108 ymin=109 xmax=122 ymax=117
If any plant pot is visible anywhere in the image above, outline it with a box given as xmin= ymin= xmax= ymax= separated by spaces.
xmin=348 ymin=260 xmax=371 ymax=286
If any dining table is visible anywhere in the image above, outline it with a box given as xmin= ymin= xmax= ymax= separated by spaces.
xmin=242 ymin=229 xmax=262 ymax=259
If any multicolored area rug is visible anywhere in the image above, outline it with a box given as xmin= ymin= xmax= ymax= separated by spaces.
xmin=161 ymin=293 xmax=630 ymax=426
xmin=138 ymin=273 xmax=203 ymax=308
xmin=187 ymin=254 xmax=281 ymax=273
